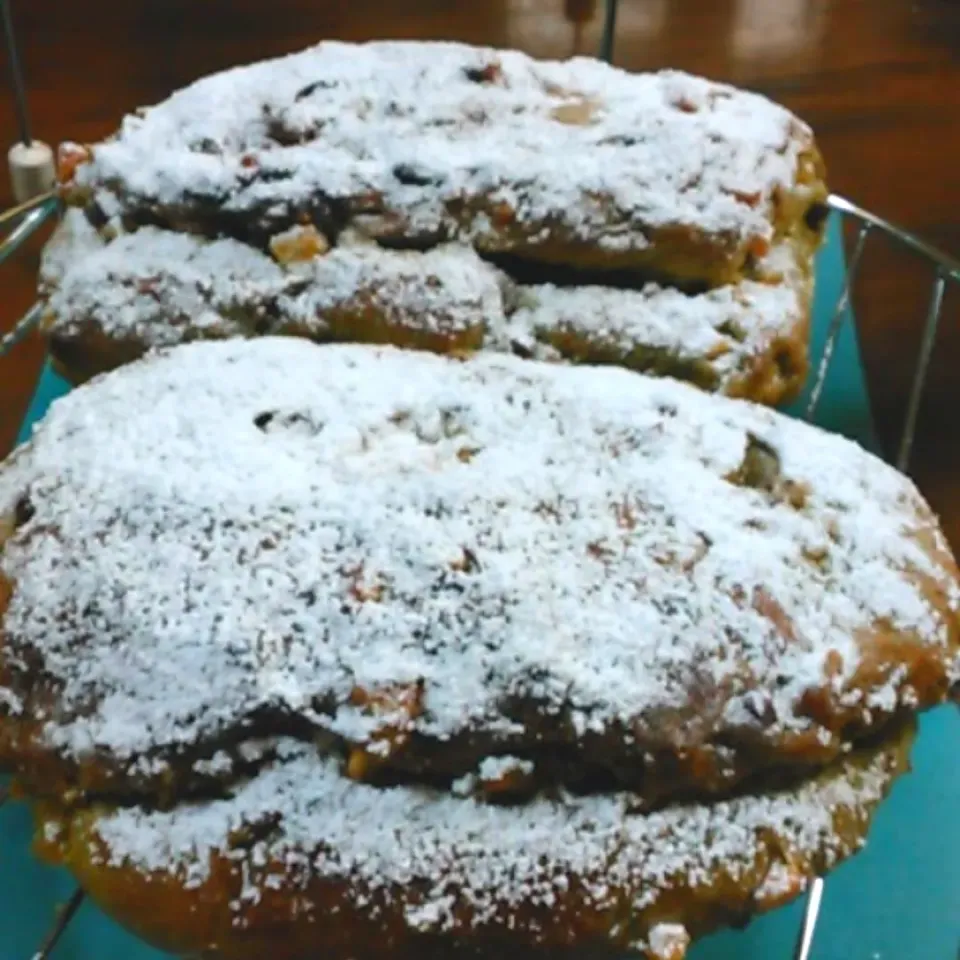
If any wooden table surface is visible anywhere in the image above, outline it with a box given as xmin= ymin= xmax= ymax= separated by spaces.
xmin=2 ymin=0 xmax=959 ymax=536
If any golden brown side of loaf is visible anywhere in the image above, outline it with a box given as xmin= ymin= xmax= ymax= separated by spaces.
xmin=40 ymin=211 xmax=812 ymax=404
xmin=31 ymin=724 xmax=910 ymax=960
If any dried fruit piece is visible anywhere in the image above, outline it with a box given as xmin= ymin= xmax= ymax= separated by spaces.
xmin=345 ymin=681 xmax=424 ymax=780
xmin=551 ymin=98 xmax=601 ymax=126
xmin=269 ymin=224 xmax=331 ymax=263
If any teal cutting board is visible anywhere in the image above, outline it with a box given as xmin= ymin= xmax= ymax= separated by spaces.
xmin=3 ymin=214 xmax=959 ymax=959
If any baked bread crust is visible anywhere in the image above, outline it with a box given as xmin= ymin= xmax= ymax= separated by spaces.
xmin=40 ymin=211 xmax=811 ymax=404
xmin=1 ymin=340 xmax=956 ymax=809
xmin=34 ymin=724 xmax=912 ymax=960
xmin=56 ymin=41 xmax=828 ymax=288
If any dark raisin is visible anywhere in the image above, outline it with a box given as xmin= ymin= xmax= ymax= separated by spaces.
xmin=255 ymin=411 xmax=325 ymax=436
xmin=392 ymin=164 xmax=442 ymax=187
xmin=191 ymin=137 xmax=221 ymax=154
xmin=600 ymin=134 xmax=639 ymax=147
xmin=13 ymin=494 xmax=35 ymax=529
xmin=294 ymin=79 xmax=335 ymax=100
xmin=258 ymin=169 xmax=293 ymax=184
xmin=85 ymin=203 xmax=109 ymax=230
xmin=227 ymin=812 xmax=283 ymax=849
xmin=266 ymin=120 xmax=312 ymax=147
xmin=463 ymin=63 xmax=501 ymax=84
xmin=731 ymin=434 xmax=781 ymax=492
xmin=774 ymin=347 xmax=801 ymax=378
xmin=716 ymin=319 xmax=747 ymax=343
xmin=804 ymin=202 xmax=830 ymax=234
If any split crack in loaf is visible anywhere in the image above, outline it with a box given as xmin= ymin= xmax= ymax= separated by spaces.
xmin=1 ymin=337 xmax=958 ymax=959
xmin=47 ymin=37 xmax=826 ymax=403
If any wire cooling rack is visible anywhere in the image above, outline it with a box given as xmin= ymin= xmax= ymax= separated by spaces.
xmin=1 ymin=0 xmax=960 ymax=957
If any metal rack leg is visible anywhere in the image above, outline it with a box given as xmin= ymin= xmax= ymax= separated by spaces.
xmin=792 ymin=876 xmax=824 ymax=960
xmin=30 ymin=888 xmax=85 ymax=960
xmin=805 ymin=222 xmax=871 ymax=420
xmin=599 ymin=0 xmax=619 ymax=63
xmin=896 ymin=272 xmax=947 ymax=472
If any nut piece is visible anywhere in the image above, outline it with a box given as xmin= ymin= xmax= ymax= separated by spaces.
xmin=727 ymin=433 xmax=782 ymax=493
xmin=550 ymin=98 xmax=601 ymax=126
xmin=269 ymin=224 xmax=331 ymax=264
xmin=345 ymin=681 xmax=424 ymax=780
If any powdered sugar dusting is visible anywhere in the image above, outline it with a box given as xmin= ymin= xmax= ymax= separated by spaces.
xmin=477 ymin=755 xmax=535 ymax=781
xmin=510 ymin=273 xmax=807 ymax=382
xmin=65 ymin=40 xmax=817 ymax=258
xmin=90 ymin=733 xmax=898 ymax=933
xmin=43 ymin=223 xmax=281 ymax=347
xmin=38 ymin=209 xmax=102 ymax=290
xmin=0 ymin=340 xmax=956 ymax=769
xmin=275 ymin=241 xmax=502 ymax=341
xmin=41 ymin=217 xmax=807 ymax=392
xmin=754 ymin=860 xmax=805 ymax=902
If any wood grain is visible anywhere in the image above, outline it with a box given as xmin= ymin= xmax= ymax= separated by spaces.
xmin=2 ymin=0 xmax=960 ymax=538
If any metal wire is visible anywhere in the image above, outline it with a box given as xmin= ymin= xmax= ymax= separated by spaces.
xmin=0 ymin=0 xmax=32 ymax=146
xmin=30 ymin=889 xmax=85 ymax=960
xmin=0 ymin=199 xmax=57 ymax=267
xmin=0 ymin=197 xmax=58 ymax=359
xmin=805 ymin=222 xmax=870 ymax=420
xmin=829 ymin=194 xmax=960 ymax=283
xmin=0 ymin=300 xmax=44 ymax=358
xmin=0 ymin=188 xmax=58 ymax=231
xmin=599 ymin=0 xmax=619 ymax=63
xmin=898 ymin=272 xmax=947 ymax=471
xmin=807 ymin=193 xmax=960 ymax=473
